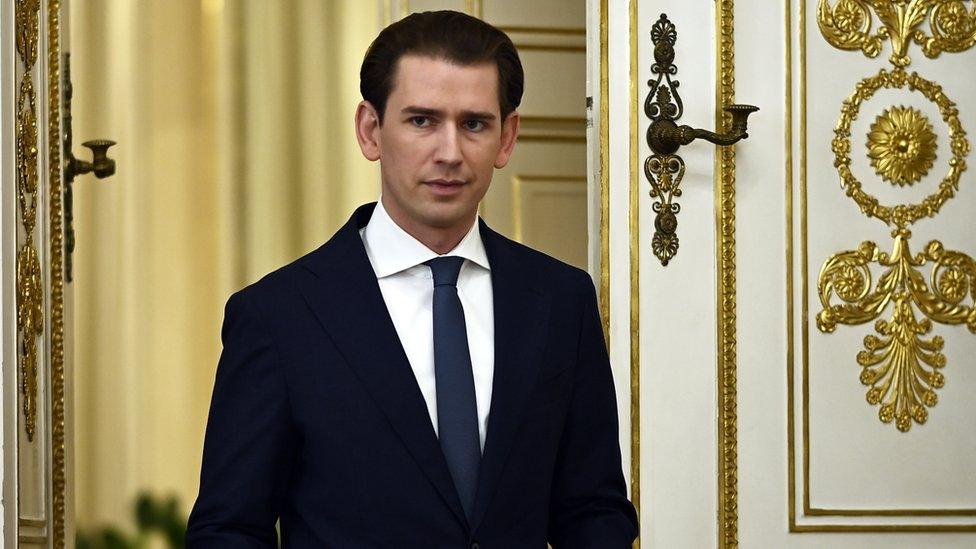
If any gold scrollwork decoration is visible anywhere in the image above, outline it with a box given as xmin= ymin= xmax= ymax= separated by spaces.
xmin=817 ymin=230 xmax=976 ymax=431
xmin=818 ymin=0 xmax=976 ymax=68
xmin=921 ymin=1 xmax=976 ymax=57
xmin=15 ymin=0 xmax=43 ymax=442
xmin=645 ymin=154 xmax=685 ymax=266
xmin=832 ymin=67 xmax=970 ymax=227
xmin=867 ymin=106 xmax=938 ymax=186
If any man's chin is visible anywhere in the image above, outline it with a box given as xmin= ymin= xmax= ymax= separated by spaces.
xmin=417 ymin=205 xmax=478 ymax=230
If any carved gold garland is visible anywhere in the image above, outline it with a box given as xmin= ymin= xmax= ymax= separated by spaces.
xmin=831 ymin=66 xmax=969 ymax=228
xmin=16 ymin=0 xmax=43 ymax=443
xmin=817 ymin=0 xmax=974 ymax=432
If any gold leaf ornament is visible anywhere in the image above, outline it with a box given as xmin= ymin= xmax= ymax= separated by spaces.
xmin=858 ymin=297 xmax=945 ymax=432
xmin=16 ymin=245 xmax=42 ymax=440
xmin=818 ymin=231 xmax=976 ymax=431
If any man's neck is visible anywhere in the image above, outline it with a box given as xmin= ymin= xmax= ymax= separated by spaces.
xmin=381 ymin=198 xmax=475 ymax=255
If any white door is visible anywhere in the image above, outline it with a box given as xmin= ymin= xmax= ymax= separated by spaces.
xmin=598 ymin=0 xmax=976 ymax=546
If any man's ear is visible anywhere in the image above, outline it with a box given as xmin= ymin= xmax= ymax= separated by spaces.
xmin=493 ymin=111 xmax=520 ymax=169
xmin=355 ymin=101 xmax=382 ymax=161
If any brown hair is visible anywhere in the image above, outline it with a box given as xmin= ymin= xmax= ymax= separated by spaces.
xmin=360 ymin=10 xmax=524 ymax=123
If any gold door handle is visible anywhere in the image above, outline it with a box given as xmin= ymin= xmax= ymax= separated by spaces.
xmin=62 ymin=53 xmax=116 ymax=282
xmin=643 ymin=13 xmax=759 ymax=266
xmin=67 ymin=139 xmax=117 ymax=180
xmin=648 ymin=104 xmax=758 ymax=155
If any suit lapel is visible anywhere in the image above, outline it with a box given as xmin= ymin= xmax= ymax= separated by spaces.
xmin=295 ymin=203 xmax=469 ymax=528
xmin=470 ymin=221 xmax=550 ymax=533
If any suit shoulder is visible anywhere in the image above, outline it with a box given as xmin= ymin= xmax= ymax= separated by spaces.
xmin=494 ymin=232 xmax=595 ymax=294
xmin=225 ymin=242 xmax=327 ymax=309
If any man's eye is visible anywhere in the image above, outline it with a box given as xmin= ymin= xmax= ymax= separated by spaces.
xmin=409 ymin=116 xmax=431 ymax=127
xmin=463 ymin=120 xmax=486 ymax=131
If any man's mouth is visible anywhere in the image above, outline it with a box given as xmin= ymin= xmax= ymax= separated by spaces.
xmin=425 ymin=179 xmax=467 ymax=194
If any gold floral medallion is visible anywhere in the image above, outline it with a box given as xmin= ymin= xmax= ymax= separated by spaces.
xmin=867 ymin=106 xmax=938 ymax=186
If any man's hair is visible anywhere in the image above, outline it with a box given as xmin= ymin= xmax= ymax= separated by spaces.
xmin=360 ymin=10 xmax=524 ymax=123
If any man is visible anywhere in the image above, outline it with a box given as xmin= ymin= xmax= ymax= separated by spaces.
xmin=186 ymin=10 xmax=637 ymax=548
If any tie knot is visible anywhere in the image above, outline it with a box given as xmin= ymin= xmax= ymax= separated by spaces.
xmin=425 ymin=256 xmax=465 ymax=286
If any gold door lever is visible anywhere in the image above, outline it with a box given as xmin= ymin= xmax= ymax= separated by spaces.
xmin=648 ymin=104 xmax=759 ymax=155
xmin=644 ymin=14 xmax=759 ymax=266
xmin=66 ymin=139 xmax=117 ymax=180
xmin=62 ymin=53 xmax=116 ymax=282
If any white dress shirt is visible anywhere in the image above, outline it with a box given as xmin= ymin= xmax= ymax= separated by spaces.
xmin=359 ymin=199 xmax=494 ymax=451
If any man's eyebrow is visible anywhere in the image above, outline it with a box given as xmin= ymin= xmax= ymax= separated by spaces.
xmin=402 ymin=106 xmax=442 ymax=117
xmin=460 ymin=110 xmax=496 ymax=121
xmin=401 ymin=106 xmax=496 ymax=120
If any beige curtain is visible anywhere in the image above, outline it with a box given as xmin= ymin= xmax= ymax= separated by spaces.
xmin=71 ymin=0 xmax=379 ymax=531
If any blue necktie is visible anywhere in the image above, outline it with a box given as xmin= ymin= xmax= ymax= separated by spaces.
xmin=425 ymin=256 xmax=480 ymax=520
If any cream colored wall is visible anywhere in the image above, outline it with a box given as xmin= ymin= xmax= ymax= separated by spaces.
xmin=71 ymin=0 xmax=379 ymax=531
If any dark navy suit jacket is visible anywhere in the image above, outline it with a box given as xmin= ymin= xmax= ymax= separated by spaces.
xmin=186 ymin=203 xmax=638 ymax=548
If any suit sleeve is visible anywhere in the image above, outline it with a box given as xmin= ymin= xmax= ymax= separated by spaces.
xmin=186 ymin=290 xmax=298 ymax=548
xmin=548 ymin=274 xmax=639 ymax=548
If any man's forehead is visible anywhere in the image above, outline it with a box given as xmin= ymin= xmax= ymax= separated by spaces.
xmin=389 ymin=54 xmax=499 ymax=107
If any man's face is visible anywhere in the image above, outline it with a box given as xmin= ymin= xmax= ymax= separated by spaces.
xmin=355 ymin=55 xmax=519 ymax=236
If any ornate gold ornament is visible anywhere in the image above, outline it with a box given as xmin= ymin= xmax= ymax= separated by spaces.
xmin=867 ymin=106 xmax=938 ymax=186
xmin=818 ymin=0 xmax=976 ymax=68
xmin=16 ymin=0 xmax=44 ymax=443
xmin=818 ymin=230 xmax=975 ymax=431
xmin=832 ymin=66 xmax=969 ymax=228
xmin=818 ymin=0 xmax=973 ymax=433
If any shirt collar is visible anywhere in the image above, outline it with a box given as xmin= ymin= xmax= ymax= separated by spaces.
xmin=361 ymin=198 xmax=491 ymax=278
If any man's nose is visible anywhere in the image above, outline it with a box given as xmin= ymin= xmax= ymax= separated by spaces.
xmin=434 ymin=126 xmax=463 ymax=165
